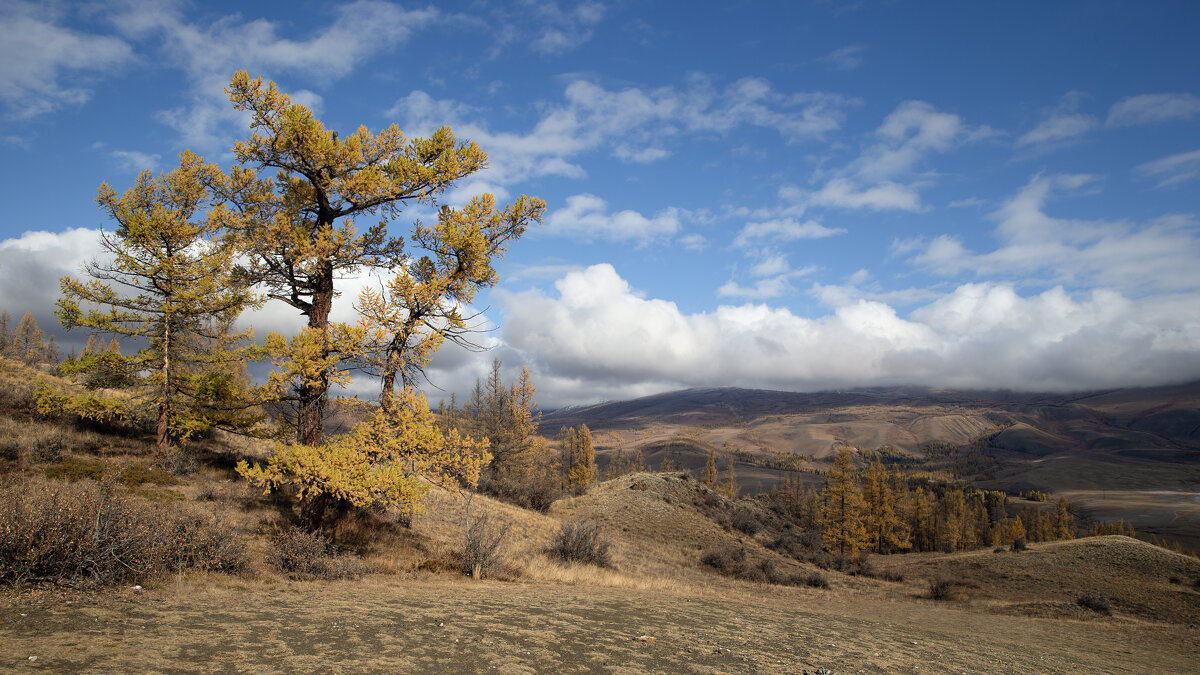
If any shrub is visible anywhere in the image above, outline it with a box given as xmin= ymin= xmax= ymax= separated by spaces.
xmin=993 ymin=546 xmax=1006 ymax=553
xmin=550 ymin=520 xmax=612 ymax=567
xmin=730 ymin=507 xmax=762 ymax=535
xmin=32 ymin=434 xmax=65 ymax=462
xmin=701 ymin=546 xmax=747 ymax=576
xmin=462 ymin=512 xmax=510 ymax=579
xmin=926 ymin=575 xmax=958 ymax=600
xmin=269 ymin=527 xmax=368 ymax=580
xmin=1169 ymin=576 xmax=1182 ymax=585
xmin=1011 ymin=537 xmax=1027 ymax=552
xmin=1076 ymin=593 xmax=1111 ymax=613
xmin=804 ymin=572 xmax=830 ymax=588
xmin=0 ymin=477 xmax=245 ymax=586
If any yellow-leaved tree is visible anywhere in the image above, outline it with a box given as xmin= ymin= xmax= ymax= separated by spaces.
xmin=238 ymin=388 xmax=490 ymax=528
xmin=820 ymin=447 xmax=869 ymax=559
xmin=222 ymin=73 xmax=543 ymax=527
xmin=54 ymin=151 xmax=261 ymax=452
xmin=215 ymin=71 xmax=542 ymax=448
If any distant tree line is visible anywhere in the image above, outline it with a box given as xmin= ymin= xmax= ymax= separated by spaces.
xmin=773 ymin=447 xmax=1076 ymax=559
xmin=0 ymin=310 xmax=59 ymax=366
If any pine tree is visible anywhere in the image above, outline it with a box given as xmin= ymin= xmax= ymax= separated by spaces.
xmin=566 ymin=424 xmax=597 ymax=491
xmin=819 ymin=448 xmax=869 ymax=558
xmin=216 ymin=72 xmax=542 ymax=450
xmin=723 ymin=457 xmax=739 ymax=500
xmin=702 ymin=449 xmax=718 ymax=488
xmin=57 ymin=152 xmax=260 ymax=452
xmin=862 ymin=461 xmax=909 ymax=553
xmin=353 ymin=194 xmax=542 ymax=409
xmin=909 ymin=486 xmax=932 ymax=552
xmin=1054 ymin=496 xmax=1074 ymax=540
xmin=0 ymin=310 xmax=11 ymax=357
xmin=14 ymin=312 xmax=46 ymax=365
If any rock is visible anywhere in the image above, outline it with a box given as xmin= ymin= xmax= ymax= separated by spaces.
xmin=715 ymin=647 xmax=731 ymax=655
xmin=635 ymin=635 xmax=656 ymax=643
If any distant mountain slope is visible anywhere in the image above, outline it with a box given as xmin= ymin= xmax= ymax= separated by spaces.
xmin=542 ymin=382 xmax=1200 ymax=547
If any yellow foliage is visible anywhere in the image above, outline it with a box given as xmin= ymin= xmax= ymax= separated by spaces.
xmin=238 ymin=388 xmax=490 ymax=515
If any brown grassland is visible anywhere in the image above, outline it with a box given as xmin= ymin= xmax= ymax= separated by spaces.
xmin=2 ymin=358 xmax=1199 ymax=673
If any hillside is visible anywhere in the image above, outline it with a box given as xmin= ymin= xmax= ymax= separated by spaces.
xmin=3 ymin=355 xmax=1200 ymax=672
xmin=543 ymin=383 xmax=1200 ymax=549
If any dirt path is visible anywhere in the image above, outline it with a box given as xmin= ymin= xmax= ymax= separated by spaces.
xmin=2 ymin=578 xmax=1196 ymax=673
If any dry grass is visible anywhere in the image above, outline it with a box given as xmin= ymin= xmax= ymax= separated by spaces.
xmin=871 ymin=536 xmax=1200 ymax=624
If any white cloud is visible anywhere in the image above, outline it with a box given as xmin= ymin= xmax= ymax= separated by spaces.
xmin=903 ymin=173 xmax=1200 ymax=294
xmin=1107 ymin=93 xmax=1200 ymax=127
xmin=717 ymin=276 xmax=793 ymax=300
xmin=800 ymin=100 xmax=991 ymax=213
xmin=544 ymin=193 xmax=680 ymax=245
xmin=105 ymin=0 xmax=440 ymax=151
xmin=390 ymin=77 xmax=855 ymax=187
xmin=1134 ymin=149 xmax=1200 ymax=188
xmin=110 ymin=150 xmax=162 ymax=173
xmin=749 ymin=253 xmax=790 ymax=278
xmin=821 ymin=44 xmax=865 ymax=71
xmin=527 ymin=1 xmax=607 ymax=55
xmin=0 ymin=2 xmax=133 ymax=118
xmin=678 ymin=233 xmax=708 ymax=251
xmin=733 ymin=218 xmax=846 ymax=247
xmin=494 ymin=264 xmax=1200 ymax=405
xmin=1016 ymin=112 xmax=1098 ymax=147
xmin=808 ymin=178 xmax=922 ymax=212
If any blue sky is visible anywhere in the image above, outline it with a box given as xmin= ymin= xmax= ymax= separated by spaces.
xmin=2 ymin=0 xmax=1199 ymax=407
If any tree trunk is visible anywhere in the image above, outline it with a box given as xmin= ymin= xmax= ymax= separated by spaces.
xmin=301 ymin=492 xmax=332 ymax=531
xmin=381 ymin=370 xmax=396 ymax=414
xmin=297 ymin=261 xmax=334 ymax=447
xmin=157 ymin=319 xmax=171 ymax=453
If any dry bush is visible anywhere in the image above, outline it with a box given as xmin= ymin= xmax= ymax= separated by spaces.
xmin=549 ymin=519 xmax=612 ymax=567
xmin=0 ymin=477 xmax=245 ymax=587
xmin=700 ymin=546 xmax=819 ymax=588
xmin=1076 ymin=593 xmax=1112 ymax=613
xmin=804 ymin=572 xmax=830 ymax=588
xmin=462 ymin=512 xmax=510 ymax=579
xmin=926 ymin=574 xmax=959 ymax=600
xmin=874 ymin=569 xmax=905 ymax=582
xmin=268 ymin=527 xmax=369 ymax=580
xmin=731 ymin=506 xmax=763 ymax=535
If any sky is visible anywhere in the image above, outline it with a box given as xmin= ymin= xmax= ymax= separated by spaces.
xmin=2 ymin=0 xmax=1200 ymax=409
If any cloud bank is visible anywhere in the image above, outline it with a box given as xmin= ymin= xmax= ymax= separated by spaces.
xmin=497 ymin=264 xmax=1200 ymax=405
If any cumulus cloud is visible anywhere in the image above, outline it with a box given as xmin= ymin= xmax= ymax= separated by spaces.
xmin=544 ymin=194 xmax=681 ymax=245
xmin=0 ymin=2 xmax=134 ymax=118
xmin=1107 ymin=93 xmax=1200 ymax=127
xmin=903 ymin=173 xmax=1200 ymax=294
xmin=495 ymin=264 xmax=1200 ymax=406
xmin=1134 ymin=149 xmax=1200 ymax=188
